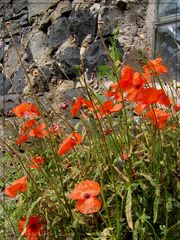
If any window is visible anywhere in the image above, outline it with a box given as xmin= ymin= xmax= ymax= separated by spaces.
xmin=155 ymin=0 xmax=180 ymax=81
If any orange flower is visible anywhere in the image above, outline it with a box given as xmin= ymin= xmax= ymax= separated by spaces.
xmin=21 ymin=119 xmax=36 ymax=132
xmin=83 ymin=99 xmax=101 ymax=112
xmin=135 ymin=103 xmax=148 ymax=114
xmin=174 ymin=104 xmax=180 ymax=112
xmin=145 ymin=108 xmax=171 ymax=128
xmin=58 ymin=132 xmax=83 ymax=155
xmin=104 ymin=129 xmax=113 ymax=135
xmin=122 ymin=152 xmax=128 ymax=161
xmin=128 ymin=87 xmax=165 ymax=105
xmin=119 ymin=66 xmax=134 ymax=92
xmin=131 ymin=87 xmax=171 ymax=108
xmin=97 ymin=100 xmax=122 ymax=118
xmin=120 ymin=71 xmax=145 ymax=94
xmin=143 ymin=57 xmax=168 ymax=76
xmin=48 ymin=124 xmax=62 ymax=136
xmin=71 ymin=96 xmax=84 ymax=118
xmin=12 ymin=102 xmax=40 ymax=118
xmin=156 ymin=89 xmax=171 ymax=106
xmin=29 ymin=123 xmax=48 ymax=138
xmin=18 ymin=215 xmax=46 ymax=240
xmin=16 ymin=134 xmax=28 ymax=145
xmin=104 ymin=82 xmax=119 ymax=98
xmin=104 ymin=83 xmax=123 ymax=102
xmin=70 ymin=180 xmax=102 ymax=214
xmin=5 ymin=175 xmax=27 ymax=198
xmin=30 ymin=156 xmax=45 ymax=169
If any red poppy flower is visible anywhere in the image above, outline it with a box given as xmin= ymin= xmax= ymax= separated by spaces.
xmin=143 ymin=57 xmax=168 ymax=76
xmin=18 ymin=215 xmax=46 ymax=240
xmin=58 ymin=132 xmax=83 ymax=155
xmin=70 ymin=180 xmax=102 ymax=214
xmin=71 ymin=96 xmax=84 ymax=117
xmin=104 ymin=129 xmax=113 ymax=135
xmin=174 ymin=104 xmax=180 ymax=112
xmin=128 ymin=87 xmax=171 ymax=108
xmin=145 ymin=108 xmax=171 ymax=128
xmin=122 ymin=153 xmax=128 ymax=161
xmin=119 ymin=67 xmax=146 ymax=101
xmin=97 ymin=100 xmax=122 ymax=118
xmin=16 ymin=134 xmax=28 ymax=145
xmin=29 ymin=123 xmax=48 ymax=138
xmin=156 ymin=89 xmax=171 ymax=106
xmin=48 ymin=124 xmax=62 ymax=136
xmin=21 ymin=119 xmax=36 ymax=132
xmin=5 ymin=175 xmax=28 ymax=198
xmin=128 ymin=87 xmax=160 ymax=104
xmin=135 ymin=103 xmax=148 ymax=114
xmin=83 ymin=99 xmax=99 ymax=111
xmin=12 ymin=102 xmax=40 ymax=118
xmin=104 ymin=83 xmax=123 ymax=102
xmin=104 ymin=83 xmax=119 ymax=97
xmin=30 ymin=156 xmax=45 ymax=169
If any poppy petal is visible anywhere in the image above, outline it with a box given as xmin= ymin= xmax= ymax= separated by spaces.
xmin=19 ymin=215 xmax=45 ymax=240
xmin=135 ymin=103 xmax=148 ymax=114
xmin=12 ymin=102 xmax=40 ymax=118
xmin=29 ymin=123 xmax=48 ymax=138
xmin=16 ymin=134 xmax=28 ymax=145
xmin=70 ymin=180 xmax=100 ymax=200
xmin=109 ymin=103 xmax=122 ymax=113
xmin=58 ymin=132 xmax=83 ymax=156
xmin=5 ymin=175 xmax=27 ymax=198
xmin=71 ymin=96 xmax=83 ymax=117
xmin=30 ymin=156 xmax=45 ymax=169
xmin=75 ymin=197 xmax=102 ymax=214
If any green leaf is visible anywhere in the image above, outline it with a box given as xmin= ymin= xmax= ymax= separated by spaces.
xmin=125 ymin=187 xmax=133 ymax=230
xmin=153 ymin=185 xmax=160 ymax=223
xmin=133 ymin=218 xmax=140 ymax=240
xmin=140 ymin=173 xmax=157 ymax=187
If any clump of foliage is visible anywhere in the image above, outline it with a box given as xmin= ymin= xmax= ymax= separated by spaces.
xmin=0 ymin=33 xmax=179 ymax=240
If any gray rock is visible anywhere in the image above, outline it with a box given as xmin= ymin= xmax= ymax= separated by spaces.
xmin=33 ymin=66 xmax=52 ymax=93
xmin=0 ymin=73 xmax=11 ymax=95
xmin=85 ymin=39 xmax=108 ymax=69
xmin=9 ymin=19 xmax=21 ymax=35
xmin=72 ymin=0 xmax=95 ymax=11
xmin=0 ymin=41 xmax=5 ymax=63
xmin=4 ymin=5 xmax=14 ymax=21
xmin=4 ymin=36 xmax=21 ymax=78
xmin=0 ymin=17 xmax=3 ymax=28
xmin=28 ymin=0 xmax=60 ymax=21
xmin=55 ymin=80 xmax=74 ymax=93
xmin=21 ymin=26 xmax=32 ymax=37
xmin=0 ymin=94 xmax=21 ymax=114
xmin=29 ymin=31 xmax=49 ymax=62
xmin=69 ymin=9 xmax=97 ymax=46
xmin=10 ymin=65 xmax=25 ymax=94
xmin=20 ymin=14 xmax=28 ymax=27
xmin=55 ymin=46 xmax=80 ymax=79
xmin=48 ymin=17 xmax=70 ymax=49
xmin=12 ymin=0 xmax=27 ymax=14
xmin=50 ymin=1 xmax=72 ymax=21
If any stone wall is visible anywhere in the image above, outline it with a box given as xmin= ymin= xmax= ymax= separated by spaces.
xmin=0 ymin=0 xmax=154 ymax=113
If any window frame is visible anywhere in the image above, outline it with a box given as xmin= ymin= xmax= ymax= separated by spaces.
xmin=154 ymin=0 xmax=180 ymax=80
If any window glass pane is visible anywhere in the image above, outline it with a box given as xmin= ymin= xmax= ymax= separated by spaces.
xmin=156 ymin=22 xmax=180 ymax=81
xmin=158 ymin=0 xmax=180 ymax=18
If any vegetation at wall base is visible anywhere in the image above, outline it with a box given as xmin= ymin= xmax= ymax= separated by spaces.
xmin=0 ymin=32 xmax=179 ymax=240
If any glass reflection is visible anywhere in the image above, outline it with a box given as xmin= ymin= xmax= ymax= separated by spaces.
xmin=156 ymin=22 xmax=180 ymax=81
xmin=158 ymin=0 xmax=180 ymax=18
